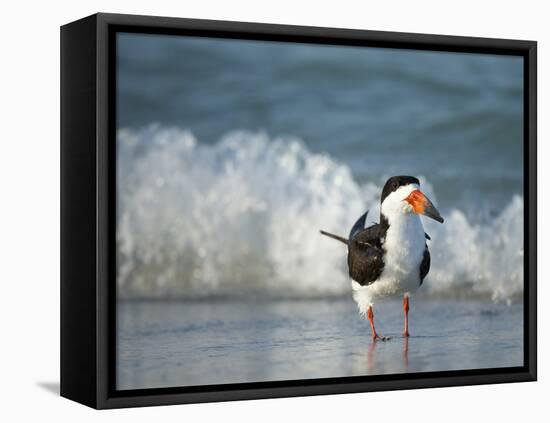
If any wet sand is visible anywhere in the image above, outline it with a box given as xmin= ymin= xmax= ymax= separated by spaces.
xmin=117 ymin=298 xmax=523 ymax=390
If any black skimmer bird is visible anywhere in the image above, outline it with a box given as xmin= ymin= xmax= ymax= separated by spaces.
xmin=320 ymin=176 xmax=444 ymax=340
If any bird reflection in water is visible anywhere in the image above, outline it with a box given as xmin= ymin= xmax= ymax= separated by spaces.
xmin=366 ymin=340 xmax=377 ymax=374
xmin=364 ymin=336 xmax=410 ymax=374
xmin=402 ymin=336 xmax=409 ymax=370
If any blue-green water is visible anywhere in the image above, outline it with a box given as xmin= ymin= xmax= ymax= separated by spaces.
xmin=117 ymin=33 xmax=523 ymax=210
xmin=116 ymin=34 xmax=523 ymax=302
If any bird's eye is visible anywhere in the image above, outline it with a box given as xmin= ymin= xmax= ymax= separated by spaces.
xmin=393 ymin=182 xmax=399 ymax=190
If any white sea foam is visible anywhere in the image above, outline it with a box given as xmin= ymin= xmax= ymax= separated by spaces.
xmin=117 ymin=125 xmax=524 ymax=302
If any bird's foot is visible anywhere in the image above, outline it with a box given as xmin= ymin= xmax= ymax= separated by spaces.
xmin=373 ymin=334 xmax=390 ymax=342
xmin=402 ymin=331 xmax=410 ymax=338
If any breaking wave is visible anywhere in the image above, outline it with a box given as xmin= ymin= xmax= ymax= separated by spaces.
xmin=117 ymin=125 xmax=524 ymax=302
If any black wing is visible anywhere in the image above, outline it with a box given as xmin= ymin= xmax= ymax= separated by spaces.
xmin=349 ymin=211 xmax=368 ymax=242
xmin=347 ymin=223 xmax=386 ymax=286
xmin=419 ymin=244 xmax=430 ymax=285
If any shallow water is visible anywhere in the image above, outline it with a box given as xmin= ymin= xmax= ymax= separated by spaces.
xmin=117 ymin=298 xmax=523 ymax=390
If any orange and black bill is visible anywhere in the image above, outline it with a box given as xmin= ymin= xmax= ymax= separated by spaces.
xmin=405 ymin=189 xmax=444 ymax=223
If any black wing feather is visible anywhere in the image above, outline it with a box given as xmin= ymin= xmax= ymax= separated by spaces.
xmin=347 ymin=223 xmax=385 ymax=286
xmin=419 ymin=245 xmax=430 ymax=285
xmin=349 ymin=211 xmax=368 ymax=241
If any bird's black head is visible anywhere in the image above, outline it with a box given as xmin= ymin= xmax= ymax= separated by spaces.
xmin=380 ymin=176 xmax=420 ymax=204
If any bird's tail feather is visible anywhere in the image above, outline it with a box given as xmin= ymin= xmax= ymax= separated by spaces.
xmin=319 ymin=230 xmax=348 ymax=245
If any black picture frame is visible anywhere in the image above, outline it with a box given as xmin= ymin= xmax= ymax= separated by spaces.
xmin=60 ymin=12 xmax=537 ymax=409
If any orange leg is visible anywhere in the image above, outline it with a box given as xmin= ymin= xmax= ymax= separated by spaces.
xmin=367 ymin=305 xmax=382 ymax=340
xmin=402 ymin=295 xmax=410 ymax=337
